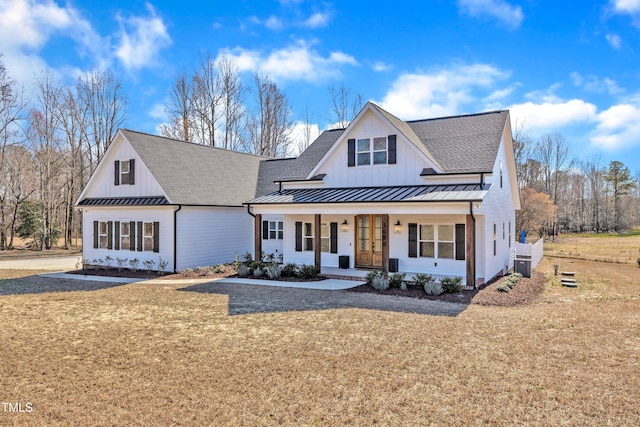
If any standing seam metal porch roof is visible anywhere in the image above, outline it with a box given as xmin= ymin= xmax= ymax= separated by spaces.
xmin=246 ymin=183 xmax=491 ymax=205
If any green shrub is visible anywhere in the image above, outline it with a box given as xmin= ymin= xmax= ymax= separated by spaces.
xmin=497 ymin=284 xmax=510 ymax=292
xmin=440 ymin=276 xmax=463 ymax=293
xmin=237 ymin=264 xmax=251 ymax=277
xmin=424 ymin=281 xmax=444 ymax=296
xmin=266 ymin=264 xmax=282 ymax=279
xmin=298 ymin=264 xmax=319 ymax=279
xmin=252 ymin=267 xmax=264 ymax=278
xmin=367 ymin=270 xmax=390 ymax=291
xmin=280 ymin=263 xmax=298 ymax=278
xmin=389 ymin=272 xmax=406 ymax=289
xmin=413 ymin=273 xmax=434 ymax=288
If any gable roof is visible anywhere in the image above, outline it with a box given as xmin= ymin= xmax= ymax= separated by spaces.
xmin=120 ymin=130 xmax=265 ymax=206
xmin=258 ymin=104 xmax=509 ymax=187
xmin=407 ymin=110 xmax=509 ymax=174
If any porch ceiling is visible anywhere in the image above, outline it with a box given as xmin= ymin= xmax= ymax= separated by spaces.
xmin=246 ymin=183 xmax=489 ymax=205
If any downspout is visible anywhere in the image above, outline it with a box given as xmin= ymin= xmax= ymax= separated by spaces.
xmin=173 ymin=205 xmax=182 ymax=273
xmin=469 ymin=201 xmax=477 ymax=289
xmin=246 ymin=203 xmax=256 ymax=218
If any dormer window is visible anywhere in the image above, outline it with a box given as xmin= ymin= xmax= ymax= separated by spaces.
xmin=114 ymin=159 xmax=135 ymax=186
xmin=348 ymin=135 xmax=396 ymax=167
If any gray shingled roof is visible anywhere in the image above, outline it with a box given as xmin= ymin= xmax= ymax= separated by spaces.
xmin=247 ymin=183 xmax=490 ymax=205
xmin=255 ymin=105 xmax=508 ymax=190
xmin=121 ymin=130 xmax=265 ymax=206
xmin=407 ymin=110 xmax=508 ymax=174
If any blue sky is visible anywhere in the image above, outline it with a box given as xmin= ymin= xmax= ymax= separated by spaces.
xmin=1 ymin=0 xmax=639 ymax=172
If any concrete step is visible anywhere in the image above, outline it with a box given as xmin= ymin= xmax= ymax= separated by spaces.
xmin=562 ymin=282 xmax=578 ymax=288
xmin=561 ymin=278 xmax=576 ymax=283
xmin=561 ymin=271 xmax=576 ymax=276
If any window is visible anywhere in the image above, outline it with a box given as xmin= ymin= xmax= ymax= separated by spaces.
xmin=508 ymin=222 xmax=512 ymax=248
xmin=269 ymin=221 xmax=283 ymax=240
xmin=438 ymin=225 xmax=454 ymax=259
xmin=493 ymin=224 xmax=497 ymax=256
xmin=356 ymin=138 xmax=370 ymax=166
xmin=143 ymin=222 xmax=154 ymax=251
xmin=320 ymin=223 xmax=331 ymax=252
xmin=356 ymin=137 xmax=387 ymax=166
xmin=99 ymin=221 xmax=109 ymax=249
xmin=419 ymin=225 xmax=435 ymax=258
xmin=120 ymin=222 xmax=131 ymax=250
xmin=115 ymin=159 xmax=135 ymax=185
xmin=303 ymin=222 xmax=313 ymax=251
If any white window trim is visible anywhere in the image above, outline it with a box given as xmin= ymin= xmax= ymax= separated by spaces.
xmin=320 ymin=222 xmax=330 ymax=253
xmin=143 ymin=221 xmax=154 ymax=252
xmin=99 ymin=221 xmax=109 ymax=249
xmin=303 ymin=222 xmax=313 ymax=251
xmin=120 ymin=221 xmax=131 ymax=250
xmin=269 ymin=221 xmax=283 ymax=240
xmin=356 ymin=136 xmax=388 ymax=166
xmin=418 ymin=223 xmax=456 ymax=260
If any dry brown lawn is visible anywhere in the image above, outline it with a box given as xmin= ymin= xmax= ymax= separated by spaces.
xmin=1 ymin=250 xmax=639 ymax=425
xmin=544 ymin=233 xmax=640 ymax=265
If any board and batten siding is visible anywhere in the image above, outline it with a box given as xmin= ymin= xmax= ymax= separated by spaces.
xmin=260 ymin=214 xmax=285 ymax=260
xmin=80 ymin=134 xmax=166 ymax=200
xmin=311 ymin=109 xmax=436 ymax=188
xmin=474 ymin=134 xmax=516 ymax=281
xmin=175 ymin=206 xmax=253 ymax=270
xmin=82 ymin=206 xmax=175 ymax=269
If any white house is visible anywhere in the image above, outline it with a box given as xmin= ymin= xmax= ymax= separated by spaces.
xmin=76 ymin=130 xmax=264 ymax=272
xmin=246 ymin=103 xmax=520 ymax=287
xmin=77 ymin=103 xmax=520 ymax=287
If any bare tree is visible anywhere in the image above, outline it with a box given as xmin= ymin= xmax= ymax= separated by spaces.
xmin=191 ymin=54 xmax=220 ymax=145
xmin=217 ymin=55 xmax=244 ymax=150
xmin=328 ymin=83 xmax=363 ymax=129
xmin=243 ymin=73 xmax=292 ymax=158
xmin=76 ymin=69 xmax=127 ymax=170
xmin=604 ymin=160 xmax=635 ymax=232
xmin=161 ymin=70 xmax=195 ymax=142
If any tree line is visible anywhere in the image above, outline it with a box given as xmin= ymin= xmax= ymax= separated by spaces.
xmin=514 ymin=125 xmax=639 ymax=238
xmin=0 ymin=52 xmax=362 ymax=250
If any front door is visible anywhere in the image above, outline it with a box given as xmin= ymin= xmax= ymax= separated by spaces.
xmin=355 ymin=214 xmax=383 ymax=268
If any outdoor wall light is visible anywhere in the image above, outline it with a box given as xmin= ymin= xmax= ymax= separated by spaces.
xmin=341 ymin=220 xmax=349 ymax=232
xmin=393 ymin=220 xmax=402 ymax=234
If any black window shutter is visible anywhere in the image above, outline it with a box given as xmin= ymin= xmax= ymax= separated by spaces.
xmin=408 ymin=223 xmax=417 ymax=258
xmin=295 ymin=221 xmax=302 ymax=252
xmin=347 ymin=139 xmax=355 ymax=167
xmin=93 ymin=221 xmax=98 ymax=249
xmin=388 ymin=135 xmax=397 ymax=164
xmin=107 ymin=221 xmax=113 ymax=250
xmin=130 ymin=221 xmax=136 ymax=251
xmin=114 ymin=221 xmax=120 ymax=250
xmin=129 ymin=159 xmax=135 ymax=185
xmin=153 ymin=222 xmax=160 ymax=253
xmin=137 ymin=221 xmax=143 ymax=252
xmin=262 ymin=220 xmax=269 ymax=240
xmin=455 ymin=224 xmax=465 ymax=261
xmin=114 ymin=161 xmax=120 ymax=185
xmin=330 ymin=222 xmax=338 ymax=254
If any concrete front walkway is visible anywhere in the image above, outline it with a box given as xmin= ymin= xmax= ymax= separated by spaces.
xmin=34 ymin=271 xmax=365 ymax=290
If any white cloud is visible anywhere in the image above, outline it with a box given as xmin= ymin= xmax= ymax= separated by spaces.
xmin=457 ymin=0 xmax=524 ymax=29
xmin=591 ymin=103 xmax=640 ymax=150
xmin=611 ymin=0 xmax=640 ymax=14
xmin=606 ymin=33 xmax=622 ymax=49
xmin=570 ymin=72 xmax=624 ymax=95
xmin=371 ymin=61 xmax=392 ymax=72
xmin=303 ymin=12 xmax=331 ymax=28
xmin=379 ymin=63 xmax=510 ymax=119
xmin=508 ymin=99 xmax=597 ymax=131
xmin=217 ymin=40 xmax=358 ymax=83
xmin=289 ymin=120 xmax=321 ymax=155
xmin=0 ymin=0 xmax=105 ymax=81
xmin=265 ymin=15 xmax=284 ymax=31
xmin=115 ymin=4 xmax=172 ymax=72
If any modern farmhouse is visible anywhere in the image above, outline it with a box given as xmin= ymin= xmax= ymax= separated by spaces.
xmin=76 ymin=102 xmax=520 ymax=287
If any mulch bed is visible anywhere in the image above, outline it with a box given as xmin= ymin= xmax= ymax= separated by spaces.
xmin=347 ymin=271 xmax=546 ymax=307
xmin=69 ymin=268 xmax=546 ymax=306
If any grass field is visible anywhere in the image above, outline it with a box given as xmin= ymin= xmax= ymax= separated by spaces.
xmin=1 ymin=240 xmax=639 ymax=425
xmin=544 ymin=232 xmax=640 ymax=265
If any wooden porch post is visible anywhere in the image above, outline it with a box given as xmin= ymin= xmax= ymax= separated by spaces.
xmin=466 ymin=214 xmax=476 ymax=288
xmin=314 ymin=214 xmax=321 ymax=271
xmin=255 ymin=214 xmax=262 ymax=261
xmin=382 ymin=214 xmax=389 ymax=274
